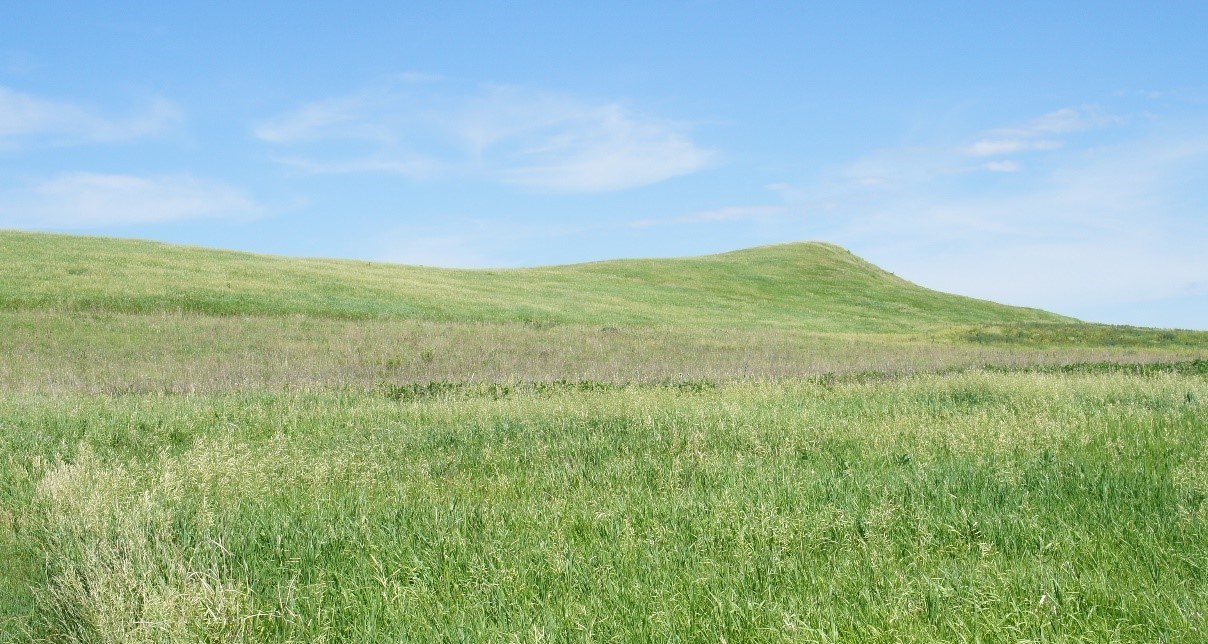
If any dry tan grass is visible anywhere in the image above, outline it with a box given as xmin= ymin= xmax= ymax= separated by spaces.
xmin=2 ymin=310 xmax=1202 ymax=394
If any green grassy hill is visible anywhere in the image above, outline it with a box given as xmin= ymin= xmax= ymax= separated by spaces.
xmin=0 ymin=230 xmax=1068 ymax=333
xmin=3 ymin=232 xmax=1208 ymax=642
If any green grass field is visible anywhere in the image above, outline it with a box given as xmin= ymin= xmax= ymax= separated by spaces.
xmin=2 ymin=231 xmax=1206 ymax=642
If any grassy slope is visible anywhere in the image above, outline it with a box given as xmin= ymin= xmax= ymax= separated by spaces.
xmin=0 ymin=230 xmax=1069 ymax=333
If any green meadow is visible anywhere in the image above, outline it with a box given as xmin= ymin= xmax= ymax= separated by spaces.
xmin=2 ymin=231 xmax=1207 ymax=642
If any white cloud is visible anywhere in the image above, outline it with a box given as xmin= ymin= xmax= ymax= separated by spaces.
xmin=960 ymin=107 xmax=1120 ymax=158
xmin=254 ymin=81 xmax=714 ymax=192
xmin=0 ymin=173 xmax=261 ymax=228
xmin=966 ymin=139 xmax=1061 ymax=156
xmin=0 ymin=86 xmax=182 ymax=146
xmin=984 ymin=160 xmax=1021 ymax=173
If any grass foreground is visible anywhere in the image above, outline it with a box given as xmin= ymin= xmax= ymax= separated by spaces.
xmin=1 ymin=231 xmax=1207 ymax=641
xmin=1 ymin=370 xmax=1205 ymax=641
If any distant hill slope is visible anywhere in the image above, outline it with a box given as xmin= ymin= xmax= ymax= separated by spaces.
xmin=0 ymin=231 xmax=1071 ymax=333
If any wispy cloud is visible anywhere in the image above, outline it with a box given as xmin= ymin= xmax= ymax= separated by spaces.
xmin=271 ymin=154 xmax=446 ymax=179
xmin=378 ymin=233 xmax=497 ymax=268
xmin=632 ymin=205 xmax=786 ymax=227
xmin=998 ymin=106 xmax=1122 ymax=137
xmin=793 ymin=108 xmax=1208 ymax=318
xmin=254 ymin=79 xmax=714 ymax=192
xmin=882 ymin=240 xmax=1208 ymax=316
xmin=0 ymin=173 xmax=261 ymax=228
xmin=966 ymin=139 xmax=1062 ymax=156
xmin=0 ymin=86 xmax=182 ymax=146
xmin=791 ymin=106 xmax=1128 ymax=196
xmin=371 ymin=215 xmax=585 ymax=268
xmin=253 ymin=95 xmax=389 ymax=144
xmin=961 ymin=107 xmax=1122 ymax=158
xmin=983 ymin=160 xmax=1021 ymax=173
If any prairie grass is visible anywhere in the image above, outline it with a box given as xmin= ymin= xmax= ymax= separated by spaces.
xmin=2 ymin=371 xmax=1206 ymax=641
xmin=3 ymin=231 xmax=1207 ymax=641
xmin=956 ymin=323 xmax=1208 ymax=347
xmin=2 ymin=310 xmax=1204 ymax=395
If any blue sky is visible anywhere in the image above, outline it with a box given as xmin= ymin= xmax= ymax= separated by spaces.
xmin=2 ymin=2 xmax=1206 ymax=329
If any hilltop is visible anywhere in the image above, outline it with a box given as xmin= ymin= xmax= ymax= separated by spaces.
xmin=0 ymin=231 xmax=1067 ymax=333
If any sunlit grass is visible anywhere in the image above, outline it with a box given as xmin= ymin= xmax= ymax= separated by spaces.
xmin=2 ymin=371 xmax=1206 ymax=641
xmin=2 ymin=230 xmax=1207 ymax=641
xmin=0 ymin=230 xmax=1069 ymax=332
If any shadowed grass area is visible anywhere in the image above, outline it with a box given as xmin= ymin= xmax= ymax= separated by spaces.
xmin=1 ymin=371 xmax=1205 ymax=641
xmin=958 ymin=322 xmax=1208 ymax=346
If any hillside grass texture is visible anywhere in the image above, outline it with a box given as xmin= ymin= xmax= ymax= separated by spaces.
xmin=0 ymin=231 xmax=1071 ymax=332
xmin=3 ymin=230 xmax=1206 ymax=395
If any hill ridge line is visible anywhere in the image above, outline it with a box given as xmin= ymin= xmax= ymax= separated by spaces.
xmin=0 ymin=230 xmax=1074 ymax=332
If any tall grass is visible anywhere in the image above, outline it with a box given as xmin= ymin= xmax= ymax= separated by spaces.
xmin=2 ymin=310 xmax=1204 ymax=395
xmin=3 ymin=231 xmax=1206 ymax=641
xmin=3 ymin=371 xmax=1205 ymax=641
